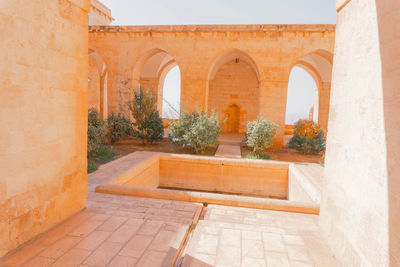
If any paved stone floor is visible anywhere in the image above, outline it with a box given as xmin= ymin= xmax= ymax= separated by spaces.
xmin=1 ymin=193 xmax=201 ymax=267
xmin=181 ymin=205 xmax=338 ymax=267
xmin=215 ymin=144 xmax=241 ymax=158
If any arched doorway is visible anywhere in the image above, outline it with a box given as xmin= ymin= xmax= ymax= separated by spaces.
xmin=88 ymin=49 xmax=108 ymax=118
xmin=161 ymin=66 xmax=181 ymax=119
xmin=285 ymin=49 xmax=333 ymax=134
xmin=285 ymin=67 xmax=318 ymax=125
xmin=132 ymin=49 xmax=181 ymax=118
xmin=207 ymin=50 xmax=260 ymax=134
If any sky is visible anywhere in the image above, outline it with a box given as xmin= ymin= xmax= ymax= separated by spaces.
xmin=101 ymin=0 xmax=336 ymax=121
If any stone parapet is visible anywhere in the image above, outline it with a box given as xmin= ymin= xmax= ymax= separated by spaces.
xmin=90 ymin=24 xmax=335 ymax=33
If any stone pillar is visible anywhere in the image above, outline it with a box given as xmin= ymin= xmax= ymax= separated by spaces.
xmin=318 ymin=82 xmax=331 ymax=134
xmin=100 ymin=72 xmax=108 ymax=119
xmin=0 ymin=0 xmax=90 ymax=256
xmin=319 ymin=0 xmax=400 ymax=266
xmin=259 ymin=80 xmax=289 ymax=148
xmin=180 ymin=68 xmax=206 ymax=113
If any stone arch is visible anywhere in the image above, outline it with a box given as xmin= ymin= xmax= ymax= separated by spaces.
xmin=285 ymin=49 xmax=333 ymax=133
xmin=132 ymin=48 xmax=181 ymax=117
xmin=88 ymin=49 xmax=108 ymax=119
xmin=206 ymin=49 xmax=261 ymax=134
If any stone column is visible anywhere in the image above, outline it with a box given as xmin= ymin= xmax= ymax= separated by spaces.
xmin=318 ymin=82 xmax=331 ymax=134
xmin=259 ymin=80 xmax=289 ymax=148
xmin=180 ymin=68 xmax=207 ymax=114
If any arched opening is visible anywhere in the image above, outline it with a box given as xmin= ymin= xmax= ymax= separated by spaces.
xmin=284 ymin=49 xmax=333 ymax=140
xmin=88 ymin=49 xmax=108 ymax=118
xmin=161 ymin=66 xmax=181 ymax=119
xmin=285 ymin=67 xmax=318 ymax=125
xmin=133 ymin=49 xmax=181 ymax=119
xmin=207 ymin=50 xmax=260 ymax=134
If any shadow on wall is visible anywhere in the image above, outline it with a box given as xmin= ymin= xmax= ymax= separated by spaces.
xmin=376 ymin=0 xmax=400 ymax=265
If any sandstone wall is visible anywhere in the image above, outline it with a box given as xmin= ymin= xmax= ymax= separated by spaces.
xmin=0 ymin=0 xmax=89 ymax=257
xmin=89 ymin=25 xmax=335 ymax=146
xmin=320 ymin=0 xmax=400 ymax=265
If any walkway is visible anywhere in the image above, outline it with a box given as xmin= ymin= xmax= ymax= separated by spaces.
xmin=182 ymin=205 xmax=338 ymax=267
xmin=1 ymin=152 xmax=201 ymax=267
xmin=215 ymin=133 xmax=243 ymax=158
xmin=214 ymin=144 xmax=241 ymax=158
xmin=1 ymin=193 xmax=200 ymax=267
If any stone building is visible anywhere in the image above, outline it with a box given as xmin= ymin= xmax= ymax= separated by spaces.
xmin=0 ymin=0 xmax=399 ymax=266
xmin=88 ymin=24 xmax=335 ymax=145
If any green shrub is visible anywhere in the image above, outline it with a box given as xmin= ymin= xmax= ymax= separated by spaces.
xmin=245 ymin=118 xmax=277 ymax=155
xmin=87 ymin=108 xmax=107 ymax=156
xmin=106 ymin=112 xmax=133 ymax=144
xmin=87 ymin=160 xmax=98 ymax=173
xmin=129 ymin=89 xmax=164 ymax=144
xmin=94 ymin=146 xmax=118 ymax=164
xmin=245 ymin=153 xmax=272 ymax=160
xmin=169 ymin=110 xmax=223 ymax=154
xmin=288 ymin=120 xmax=326 ymax=154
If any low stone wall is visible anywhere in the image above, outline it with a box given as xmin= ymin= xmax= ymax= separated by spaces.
xmin=109 ymin=153 xmax=159 ymax=188
xmin=288 ymin=164 xmax=323 ymax=204
xmin=96 ymin=152 xmax=320 ymax=214
xmin=159 ymin=154 xmax=288 ymax=199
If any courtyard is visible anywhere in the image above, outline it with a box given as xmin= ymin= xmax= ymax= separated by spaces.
xmin=1 ymin=0 xmax=399 ymax=266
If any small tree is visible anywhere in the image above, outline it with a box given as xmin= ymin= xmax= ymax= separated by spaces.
xmin=245 ymin=118 xmax=277 ymax=155
xmin=87 ymin=108 xmax=107 ymax=156
xmin=129 ymin=89 xmax=164 ymax=144
xmin=169 ymin=110 xmax=223 ymax=154
xmin=288 ymin=120 xmax=326 ymax=154
xmin=106 ymin=112 xmax=133 ymax=144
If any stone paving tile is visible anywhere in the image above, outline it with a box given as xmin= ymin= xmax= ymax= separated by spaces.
xmin=20 ymin=256 xmax=55 ymax=267
xmin=181 ymin=253 xmax=215 ymax=267
xmin=35 ymin=224 xmax=75 ymax=246
xmin=108 ymin=255 xmax=137 ymax=267
xmin=39 ymin=236 xmax=82 ymax=260
xmin=216 ymin=245 xmax=241 ymax=267
xmin=3 ymin=243 xmax=46 ymax=266
xmin=265 ymin=251 xmax=290 ymax=267
xmin=67 ymin=218 xmax=105 ymax=238
xmin=83 ymin=241 xmax=123 ymax=266
xmin=241 ymin=257 xmax=266 ymax=267
xmin=75 ymin=230 xmax=112 ymax=251
xmin=136 ymin=220 xmax=164 ymax=236
xmin=193 ymin=233 xmax=219 ymax=255
xmin=135 ymin=250 xmax=168 ymax=267
xmin=51 ymin=248 xmax=92 ymax=267
xmin=148 ymin=230 xmax=177 ymax=252
xmin=107 ymin=220 xmax=144 ymax=243
xmin=118 ymin=234 xmax=154 ymax=258
xmin=242 ymin=238 xmax=264 ymax=259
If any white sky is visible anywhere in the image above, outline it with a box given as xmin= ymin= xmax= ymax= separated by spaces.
xmin=101 ymin=0 xmax=336 ymax=121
